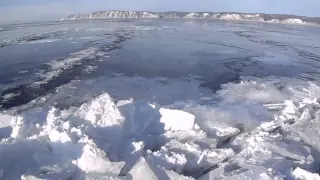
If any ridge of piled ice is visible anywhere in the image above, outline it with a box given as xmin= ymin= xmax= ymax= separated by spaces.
xmin=39 ymin=47 xmax=99 ymax=84
xmin=0 ymin=91 xmax=207 ymax=179
xmin=2 ymin=76 xmax=320 ymax=179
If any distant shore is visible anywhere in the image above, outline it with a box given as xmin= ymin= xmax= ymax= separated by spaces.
xmin=61 ymin=10 xmax=320 ymax=26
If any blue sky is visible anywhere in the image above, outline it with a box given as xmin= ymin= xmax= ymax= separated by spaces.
xmin=0 ymin=0 xmax=319 ymax=23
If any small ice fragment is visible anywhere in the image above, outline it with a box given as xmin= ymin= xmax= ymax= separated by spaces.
xmin=71 ymin=127 xmax=82 ymax=136
xmin=166 ymin=130 xmax=207 ymax=143
xmin=260 ymin=121 xmax=277 ymax=132
xmin=150 ymin=150 xmax=187 ymax=174
xmin=197 ymin=166 xmax=225 ymax=180
xmin=283 ymin=100 xmax=300 ymax=117
xmin=159 ymin=108 xmax=195 ymax=131
xmin=2 ymin=93 xmax=19 ymax=100
xmin=222 ymin=168 xmax=274 ymax=180
xmin=298 ymin=109 xmax=311 ymax=122
xmin=62 ymin=121 xmax=71 ymax=130
xmin=164 ymin=168 xmax=195 ymax=180
xmin=194 ymin=123 xmax=201 ymax=130
xmin=263 ymin=103 xmax=285 ymax=110
xmin=292 ymin=167 xmax=320 ymax=180
xmin=205 ymin=148 xmax=235 ymax=165
xmin=0 ymin=114 xmax=14 ymax=127
xmin=216 ymin=127 xmax=241 ymax=140
xmin=216 ymin=127 xmax=241 ymax=148
xmin=21 ymin=175 xmax=42 ymax=180
xmin=260 ymin=119 xmax=291 ymax=133
xmin=48 ymin=130 xmax=71 ymax=143
xmin=297 ymin=131 xmax=320 ymax=152
xmin=119 ymin=141 xmax=145 ymax=175
xmin=301 ymin=98 xmax=318 ymax=105
xmin=200 ymin=97 xmax=212 ymax=101
xmin=77 ymin=143 xmax=125 ymax=175
xmin=21 ymin=163 xmax=76 ymax=180
xmin=194 ymin=138 xmax=218 ymax=149
xmin=18 ymin=70 xmax=29 ymax=74
xmin=264 ymin=141 xmax=309 ymax=161
xmin=84 ymin=174 xmax=124 ymax=180
xmin=149 ymin=140 xmax=199 ymax=173
xmin=11 ymin=116 xmax=26 ymax=138
xmin=197 ymin=150 xmax=207 ymax=164
xmin=128 ymin=157 xmax=157 ymax=180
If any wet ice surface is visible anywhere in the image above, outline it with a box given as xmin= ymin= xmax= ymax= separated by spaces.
xmin=1 ymin=20 xmax=320 ymax=179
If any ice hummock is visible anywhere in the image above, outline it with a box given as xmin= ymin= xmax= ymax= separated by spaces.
xmin=1 ymin=76 xmax=320 ymax=179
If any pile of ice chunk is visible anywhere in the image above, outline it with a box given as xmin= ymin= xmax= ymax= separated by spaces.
xmin=0 ymin=92 xmax=204 ymax=179
xmin=1 ymin=76 xmax=320 ymax=179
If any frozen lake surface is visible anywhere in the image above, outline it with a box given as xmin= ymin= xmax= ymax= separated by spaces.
xmin=0 ymin=20 xmax=320 ymax=179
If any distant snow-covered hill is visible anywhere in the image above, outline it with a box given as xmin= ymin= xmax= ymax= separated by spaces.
xmin=61 ymin=10 xmax=320 ymax=25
